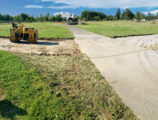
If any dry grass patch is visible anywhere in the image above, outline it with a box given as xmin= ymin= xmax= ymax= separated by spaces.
xmin=0 ymin=88 xmax=5 ymax=101
xmin=18 ymin=53 xmax=138 ymax=120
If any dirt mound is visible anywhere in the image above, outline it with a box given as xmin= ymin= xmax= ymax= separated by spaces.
xmin=0 ymin=38 xmax=80 ymax=55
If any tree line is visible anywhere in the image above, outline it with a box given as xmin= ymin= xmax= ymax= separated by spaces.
xmin=82 ymin=8 xmax=158 ymax=21
xmin=0 ymin=13 xmax=64 ymax=22
xmin=1 ymin=8 xmax=158 ymax=22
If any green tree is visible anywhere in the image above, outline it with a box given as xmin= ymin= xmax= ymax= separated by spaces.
xmin=140 ymin=13 xmax=145 ymax=19
xmin=82 ymin=11 xmax=90 ymax=21
xmin=28 ymin=16 xmax=35 ymax=22
xmin=0 ymin=14 xmax=13 ymax=21
xmin=50 ymin=16 xmax=56 ymax=21
xmin=3 ymin=14 xmax=10 ymax=21
xmin=134 ymin=12 xmax=141 ymax=20
xmin=121 ymin=8 xmax=134 ymax=20
xmin=115 ymin=8 xmax=121 ymax=20
xmin=39 ymin=14 xmax=43 ymax=22
xmin=82 ymin=11 xmax=106 ymax=21
xmin=97 ymin=12 xmax=106 ymax=20
xmin=146 ymin=12 xmax=154 ymax=20
xmin=19 ymin=13 xmax=29 ymax=21
xmin=55 ymin=14 xmax=63 ymax=22
xmin=13 ymin=15 xmax=23 ymax=22
xmin=156 ymin=12 xmax=158 ymax=19
xmin=44 ymin=13 xmax=50 ymax=21
xmin=0 ymin=14 xmax=2 ymax=21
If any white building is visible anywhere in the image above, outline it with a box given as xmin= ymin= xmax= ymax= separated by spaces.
xmin=141 ymin=19 xmax=146 ymax=22
xmin=54 ymin=12 xmax=75 ymax=19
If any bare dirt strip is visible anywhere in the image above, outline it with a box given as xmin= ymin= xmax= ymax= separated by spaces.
xmin=0 ymin=38 xmax=80 ymax=55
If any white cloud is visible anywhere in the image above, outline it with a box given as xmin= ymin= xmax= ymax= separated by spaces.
xmin=48 ymin=5 xmax=76 ymax=9
xmin=25 ymin=5 xmax=43 ymax=8
xmin=143 ymin=10 xmax=158 ymax=15
xmin=48 ymin=4 xmax=79 ymax=9
xmin=42 ymin=0 xmax=158 ymax=9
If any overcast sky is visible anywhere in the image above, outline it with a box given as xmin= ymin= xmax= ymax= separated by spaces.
xmin=0 ymin=0 xmax=158 ymax=16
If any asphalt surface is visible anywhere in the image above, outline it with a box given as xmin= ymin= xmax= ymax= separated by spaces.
xmin=68 ymin=25 xmax=158 ymax=120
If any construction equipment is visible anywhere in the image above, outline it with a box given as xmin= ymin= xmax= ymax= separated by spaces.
xmin=10 ymin=23 xmax=38 ymax=44
xmin=67 ymin=18 xmax=78 ymax=25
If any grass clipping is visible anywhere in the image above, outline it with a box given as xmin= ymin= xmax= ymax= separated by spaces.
xmin=0 ymin=88 xmax=5 ymax=101
xmin=19 ymin=53 xmax=138 ymax=120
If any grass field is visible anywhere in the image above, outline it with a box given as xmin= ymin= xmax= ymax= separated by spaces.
xmin=0 ymin=22 xmax=74 ymax=39
xmin=77 ymin=21 xmax=158 ymax=38
xmin=0 ymin=50 xmax=138 ymax=120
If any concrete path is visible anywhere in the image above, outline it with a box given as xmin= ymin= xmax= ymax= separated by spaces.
xmin=115 ymin=35 xmax=158 ymax=49
xmin=67 ymin=26 xmax=158 ymax=120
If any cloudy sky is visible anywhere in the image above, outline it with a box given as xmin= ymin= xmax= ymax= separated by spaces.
xmin=0 ymin=0 xmax=158 ymax=16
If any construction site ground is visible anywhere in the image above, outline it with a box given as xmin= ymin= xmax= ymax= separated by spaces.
xmin=0 ymin=38 xmax=80 ymax=55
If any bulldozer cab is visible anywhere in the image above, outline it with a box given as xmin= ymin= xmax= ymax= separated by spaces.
xmin=12 ymin=22 xmax=18 ymax=28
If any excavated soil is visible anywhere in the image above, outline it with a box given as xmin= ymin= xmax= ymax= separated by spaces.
xmin=0 ymin=38 xmax=80 ymax=55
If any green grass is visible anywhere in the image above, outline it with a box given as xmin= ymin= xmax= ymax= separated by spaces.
xmin=18 ymin=53 xmax=138 ymax=120
xmin=0 ymin=50 xmax=138 ymax=120
xmin=0 ymin=24 xmax=11 ymax=37
xmin=77 ymin=21 xmax=158 ymax=38
xmin=0 ymin=22 xmax=74 ymax=39
xmin=0 ymin=51 xmax=84 ymax=120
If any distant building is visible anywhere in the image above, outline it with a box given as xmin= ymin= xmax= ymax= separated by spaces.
xmin=54 ymin=12 xmax=75 ymax=19
xmin=141 ymin=19 xmax=146 ymax=22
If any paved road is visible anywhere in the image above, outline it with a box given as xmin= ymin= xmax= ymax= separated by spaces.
xmin=68 ymin=25 xmax=158 ymax=120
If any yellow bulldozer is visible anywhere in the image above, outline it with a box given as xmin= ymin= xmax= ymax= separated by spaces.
xmin=10 ymin=23 xmax=38 ymax=44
